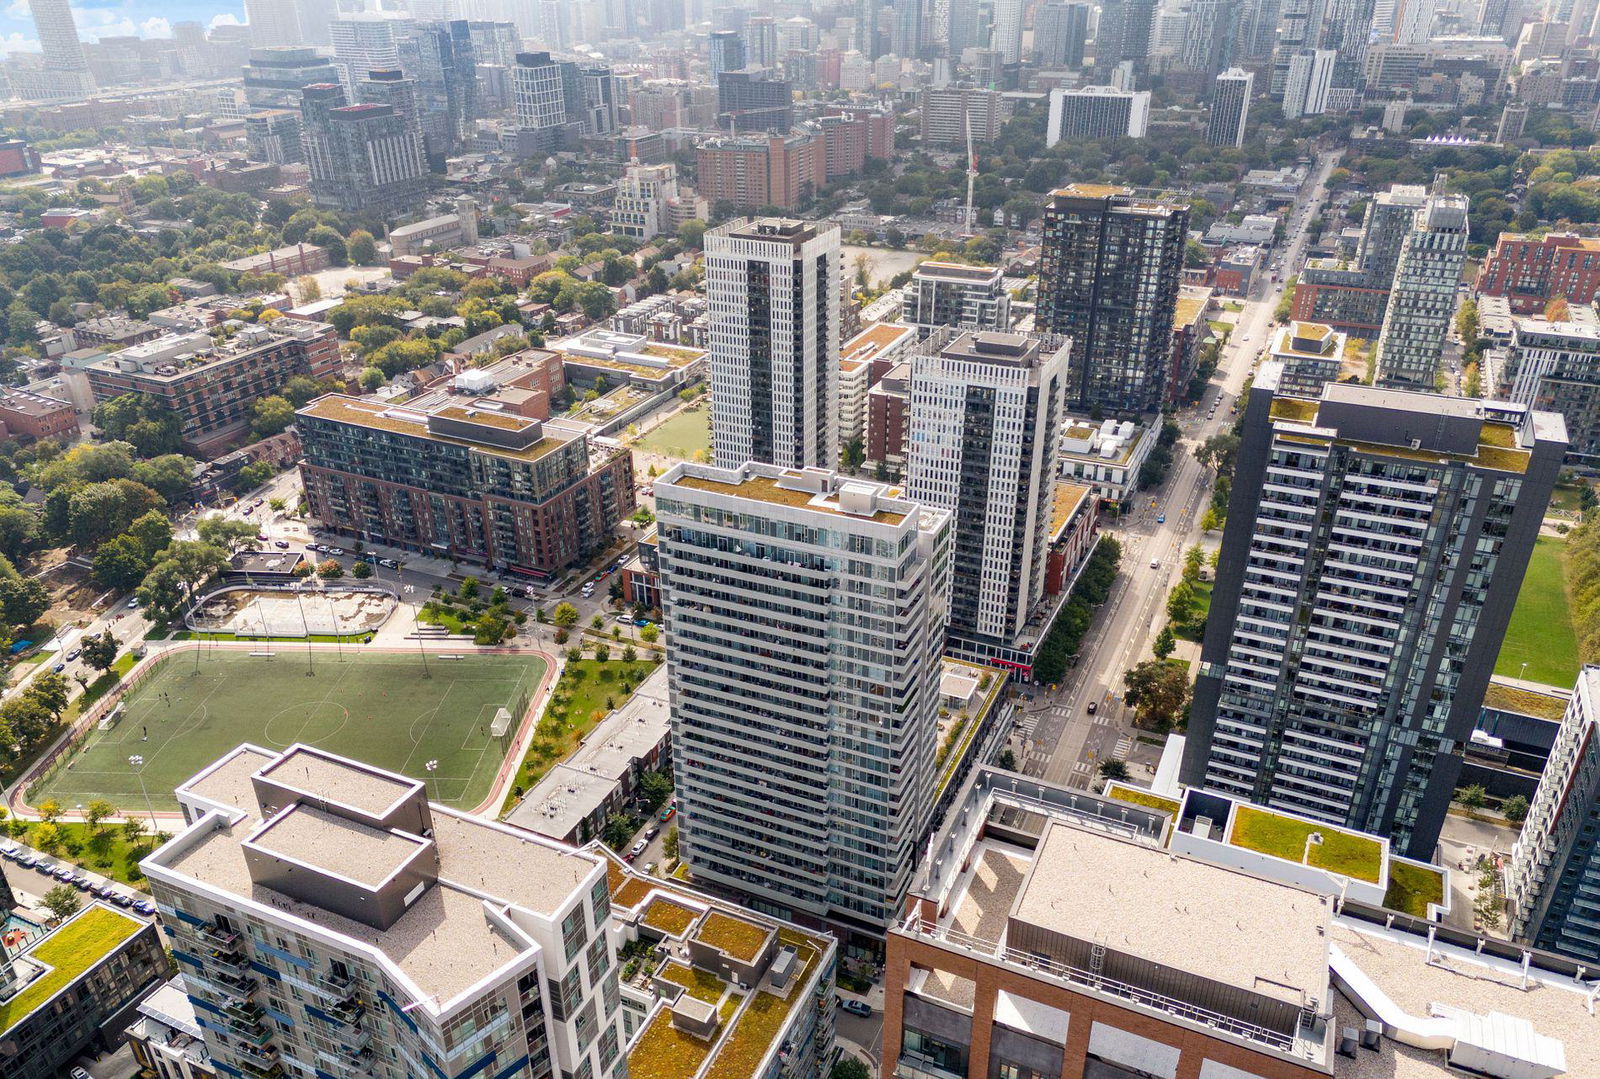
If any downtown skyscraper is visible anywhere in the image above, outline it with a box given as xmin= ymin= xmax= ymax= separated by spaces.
xmin=655 ymin=462 xmax=951 ymax=934
xmin=26 ymin=0 xmax=93 ymax=98
xmin=705 ymin=218 xmax=841 ymax=471
xmin=1037 ymin=184 xmax=1188 ymax=413
xmin=1374 ymin=192 xmax=1472 ymax=388
xmin=1184 ymin=369 xmax=1566 ymax=858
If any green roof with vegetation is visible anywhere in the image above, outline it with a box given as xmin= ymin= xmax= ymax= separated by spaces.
xmin=0 ymin=905 xmax=144 ymax=1035
xmin=660 ymin=961 xmax=728 ymax=1005
xmin=627 ymin=1009 xmax=716 ymax=1079
xmin=703 ymin=991 xmax=789 ymax=1079
xmin=694 ymin=911 xmax=770 ymax=963
xmin=1229 ymin=805 xmax=1384 ymax=883
xmin=1105 ymin=783 xmax=1181 ymax=816
xmin=643 ymin=898 xmax=699 ymax=936
xmin=1482 ymin=681 xmax=1568 ymax=723
xmin=1383 ymin=860 xmax=1447 ymax=918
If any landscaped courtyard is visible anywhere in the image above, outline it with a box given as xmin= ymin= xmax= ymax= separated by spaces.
xmin=1495 ymin=536 xmax=1580 ymax=687
xmin=30 ymin=649 xmax=545 ymax=811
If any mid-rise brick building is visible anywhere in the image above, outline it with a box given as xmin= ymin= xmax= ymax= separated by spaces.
xmin=297 ymin=394 xmax=632 ymax=577
xmin=86 ymin=321 xmax=340 ymax=456
xmin=1477 ymin=232 xmax=1600 ymax=314
xmin=0 ymin=387 xmax=76 ymax=442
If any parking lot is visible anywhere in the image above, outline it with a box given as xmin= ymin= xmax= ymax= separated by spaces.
xmin=0 ymin=838 xmax=156 ymax=919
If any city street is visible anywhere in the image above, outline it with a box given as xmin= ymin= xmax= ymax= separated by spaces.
xmin=1023 ymin=149 xmax=1344 ymax=789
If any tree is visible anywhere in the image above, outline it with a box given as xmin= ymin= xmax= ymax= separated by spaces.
xmin=93 ymin=534 xmax=151 ymax=591
xmin=594 ymin=643 xmax=611 ymax=662
xmin=84 ymin=798 xmax=115 ymax=830
xmin=1501 ymin=794 xmax=1530 ymax=823
xmin=128 ymin=510 xmax=174 ymax=559
xmin=197 ymin=516 xmax=260 ymax=552
xmin=29 ymin=673 xmax=70 ymax=719
xmin=317 ymin=559 xmax=344 ymax=579
xmin=1455 ymin=784 xmax=1488 ymax=809
xmin=0 ymin=571 xmax=48 ymax=627
xmin=30 ymin=821 xmax=60 ymax=852
xmin=678 ymin=219 xmax=707 ymax=248
xmin=553 ymin=602 xmax=579 ymax=628
xmin=82 ymin=629 xmax=118 ymax=673
xmin=68 ymin=479 xmax=164 ymax=548
xmin=1182 ymin=545 xmax=1205 ymax=580
xmin=640 ymin=623 xmax=659 ymax=643
xmin=38 ymin=798 xmax=62 ymax=823
xmin=833 ymin=1059 xmax=871 ymax=1079
xmin=41 ymin=883 xmax=81 ymax=922
xmin=1546 ymin=296 xmax=1570 ymax=323
xmin=252 ymin=395 xmax=297 ymax=438
xmin=1166 ymin=580 xmax=1198 ymax=624
xmin=638 ymin=770 xmax=674 ymax=811
xmin=1122 ymin=659 xmax=1192 ymax=731
xmin=1098 ymin=759 xmax=1130 ymax=780
xmin=602 ymin=812 xmax=636 ymax=851
xmin=997 ymin=748 xmax=1017 ymax=770
xmin=841 ymin=437 xmax=866 ymax=474
xmin=1195 ymin=431 xmax=1240 ymax=475
xmin=352 ymin=560 xmax=373 ymax=579
xmin=133 ymin=454 xmax=199 ymax=504
xmin=296 ymin=275 xmax=322 ymax=302
xmin=0 ymin=505 xmax=39 ymax=562
xmin=122 ymin=817 xmax=146 ymax=843
xmin=348 ymin=229 xmax=378 ymax=265
xmin=1152 ymin=625 xmax=1176 ymax=659
xmin=92 ymin=393 xmax=182 ymax=457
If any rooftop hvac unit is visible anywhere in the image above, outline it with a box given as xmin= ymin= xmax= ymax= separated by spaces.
xmin=1361 ymin=1021 xmax=1382 ymax=1051
xmin=1337 ymin=1029 xmax=1359 ymax=1059
xmin=1191 ymin=815 xmax=1212 ymax=837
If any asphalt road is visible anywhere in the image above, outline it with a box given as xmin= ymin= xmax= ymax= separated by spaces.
xmin=1023 ymin=149 xmax=1344 ymax=790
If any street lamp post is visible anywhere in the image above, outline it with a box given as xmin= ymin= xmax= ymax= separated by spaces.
xmin=128 ymin=754 xmax=159 ymax=837
xmin=294 ymin=590 xmax=314 ymax=676
xmin=1302 ymin=831 xmax=1325 ymax=866
xmin=424 ymin=759 xmax=439 ymax=804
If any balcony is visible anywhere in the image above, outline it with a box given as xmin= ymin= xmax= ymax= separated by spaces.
xmin=205 ymin=946 xmax=249 ymax=973
xmin=223 ymin=999 xmax=264 ymax=1024
xmin=211 ymin=970 xmax=258 ymax=996
xmin=198 ymin=923 xmax=240 ymax=948
xmin=225 ymin=1014 xmax=272 ymax=1045
xmin=318 ymin=967 xmax=353 ymax=992
xmin=238 ymin=1058 xmax=285 ymax=1079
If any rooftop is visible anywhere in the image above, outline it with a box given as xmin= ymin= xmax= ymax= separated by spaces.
xmin=298 ymin=395 xmax=571 ymax=464
xmin=913 ymin=260 xmax=1002 ymax=282
xmin=247 ymin=803 xmax=425 ymax=889
xmin=0 ymin=904 xmax=148 ymax=1035
xmin=147 ymin=745 xmax=605 ymax=1012
xmin=258 ymin=743 xmax=418 ymax=816
xmin=1012 ymin=821 xmax=1331 ymax=1008
xmin=1481 ymin=679 xmax=1568 ymax=722
xmin=840 ymin=321 xmax=916 ymax=366
xmin=604 ymin=854 xmax=834 ymax=1079
xmin=1050 ymin=481 xmax=1093 ymax=541
xmin=665 ymin=464 xmax=915 ymax=527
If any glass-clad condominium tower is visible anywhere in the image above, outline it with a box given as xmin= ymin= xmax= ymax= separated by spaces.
xmin=1183 ymin=367 xmax=1566 ymax=857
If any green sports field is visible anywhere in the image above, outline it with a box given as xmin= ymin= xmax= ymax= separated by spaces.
xmin=1495 ymin=536 xmax=1581 ymax=688
xmin=32 ymin=650 xmax=545 ymax=812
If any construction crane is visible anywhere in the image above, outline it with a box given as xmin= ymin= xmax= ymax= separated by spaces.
xmin=964 ymin=103 xmax=979 ymax=236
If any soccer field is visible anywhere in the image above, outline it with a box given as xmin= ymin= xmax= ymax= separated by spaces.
xmin=33 ymin=650 xmax=546 ymax=812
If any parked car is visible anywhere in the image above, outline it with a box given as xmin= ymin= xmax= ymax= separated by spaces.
xmin=52 ymin=663 xmax=65 ymax=673
xmin=0 ymin=841 xmax=16 ymax=857
xmin=127 ymin=596 xmax=140 ymax=609
xmin=839 ymin=999 xmax=873 ymax=1018
xmin=71 ymin=1067 xmax=91 ymax=1079
xmin=636 ymin=619 xmax=654 ymax=628
xmin=628 ymin=839 xmax=647 ymax=858
xmin=65 ymin=649 xmax=80 ymax=661
xmin=378 ymin=558 xmax=398 ymax=569
xmin=93 ymin=884 xmax=115 ymax=899
xmin=307 ymin=543 xmax=323 ymax=552
xmin=16 ymin=853 xmax=37 ymax=868
xmin=329 ymin=547 xmax=346 ymax=556
xmin=242 ymin=506 xmax=253 ymax=516
xmin=646 ymin=825 xmax=660 ymax=840
xmin=658 ymin=805 xmax=676 ymax=822
xmin=71 ymin=875 xmax=93 ymax=891
xmin=275 ymin=540 xmax=291 ymax=549
xmin=53 ymin=865 xmax=74 ymax=881
xmin=256 ymin=533 xmax=269 ymax=542
xmin=109 ymin=892 xmax=133 ymax=908
xmin=133 ymin=900 xmax=157 ymax=916
xmin=253 ymin=498 xmax=265 ymax=507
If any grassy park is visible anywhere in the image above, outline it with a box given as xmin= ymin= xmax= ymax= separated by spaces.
xmin=635 ymin=407 xmax=710 ymax=461
xmin=1495 ymin=536 xmax=1581 ymax=687
xmin=30 ymin=650 xmax=544 ymax=811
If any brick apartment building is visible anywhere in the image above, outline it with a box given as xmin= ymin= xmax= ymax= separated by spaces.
xmin=1476 ymin=232 xmax=1600 ymax=313
xmin=695 ymin=130 xmax=824 ymax=211
xmin=0 ymin=388 xmax=77 ymax=442
xmin=85 ymin=321 xmax=340 ymax=456
xmin=297 ymin=394 xmax=633 ymax=576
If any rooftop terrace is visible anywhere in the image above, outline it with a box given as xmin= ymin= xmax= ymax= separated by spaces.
xmin=0 ymin=904 xmax=148 ymax=1036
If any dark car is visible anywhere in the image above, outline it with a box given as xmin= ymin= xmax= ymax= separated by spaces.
xmin=1087 ymin=701 xmax=1098 ymax=715
xmin=133 ymin=900 xmax=158 ymax=916
xmin=109 ymin=892 xmax=133 ymax=908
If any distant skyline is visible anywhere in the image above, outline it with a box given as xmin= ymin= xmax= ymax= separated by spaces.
xmin=0 ymin=0 xmax=246 ymax=55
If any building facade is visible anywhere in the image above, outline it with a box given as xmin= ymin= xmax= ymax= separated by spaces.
xmin=1294 ymin=184 xmax=1430 ymax=336
xmin=716 ymin=67 xmax=794 ymax=132
xmin=1508 ymin=319 xmax=1600 ymax=466
xmin=297 ymin=394 xmax=632 ymax=576
xmin=0 ymin=901 xmax=166 ymax=1079
xmin=242 ymin=47 xmax=343 ymax=110
xmin=704 ymin=218 xmax=841 ymax=471
xmin=1507 ymin=665 xmax=1600 ymax=963
xmin=655 ymin=462 xmax=950 ymax=936
xmin=905 ymin=331 xmax=1069 ymax=661
xmin=1038 ymin=184 xmax=1189 ymax=414
xmin=300 ymin=82 xmax=427 ymax=218
xmin=1208 ymin=67 xmax=1254 ymax=147
xmin=901 ymin=262 xmax=1012 ymax=336
xmin=918 ymin=87 xmax=1007 ymax=146
xmin=694 ymin=131 xmax=824 ymax=211
xmin=1477 ymin=232 xmax=1600 ymax=313
xmin=1374 ymin=192 xmax=1471 ymax=388
xmin=1184 ymin=368 xmax=1567 ymax=858
xmin=86 ymin=322 xmax=340 ymax=456
xmin=142 ymin=744 xmax=626 ymax=1079
xmin=1045 ymin=86 xmax=1150 ymax=144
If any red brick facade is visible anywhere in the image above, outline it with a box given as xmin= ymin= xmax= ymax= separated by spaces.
xmin=1476 ymin=232 xmax=1600 ymax=313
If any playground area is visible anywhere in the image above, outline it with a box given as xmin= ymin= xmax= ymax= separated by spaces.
xmin=29 ymin=649 xmax=546 ymax=812
xmin=189 ymin=587 xmax=398 ymax=637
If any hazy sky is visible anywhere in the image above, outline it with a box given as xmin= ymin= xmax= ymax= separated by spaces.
xmin=0 ymin=0 xmax=247 ymax=55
